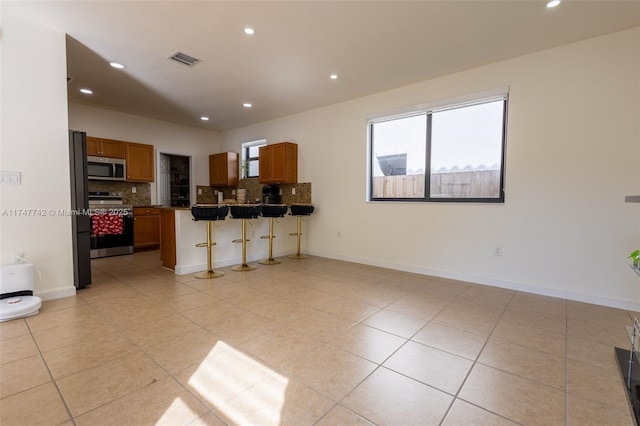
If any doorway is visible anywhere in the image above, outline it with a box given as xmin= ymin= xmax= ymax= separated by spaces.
xmin=158 ymin=153 xmax=192 ymax=207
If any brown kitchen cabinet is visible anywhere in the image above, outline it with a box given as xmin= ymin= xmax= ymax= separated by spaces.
xmin=86 ymin=136 xmax=125 ymax=158
xmin=209 ymin=152 xmax=239 ymax=187
xmin=133 ymin=207 xmax=160 ymax=250
xmin=159 ymin=209 xmax=176 ymax=269
xmin=259 ymin=142 xmax=297 ymax=184
xmin=125 ymin=142 xmax=155 ymax=182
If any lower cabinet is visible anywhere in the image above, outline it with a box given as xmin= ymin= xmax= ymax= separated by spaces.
xmin=159 ymin=209 xmax=176 ymax=269
xmin=133 ymin=207 xmax=160 ymax=250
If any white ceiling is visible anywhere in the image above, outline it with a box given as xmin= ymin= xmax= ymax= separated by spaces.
xmin=5 ymin=1 xmax=640 ymax=131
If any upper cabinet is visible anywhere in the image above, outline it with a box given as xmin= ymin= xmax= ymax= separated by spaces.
xmin=209 ymin=152 xmax=239 ymax=187
xmin=125 ymin=142 xmax=154 ymax=182
xmin=86 ymin=136 xmax=125 ymax=159
xmin=259 ymin=142 xmax=298 ymax=184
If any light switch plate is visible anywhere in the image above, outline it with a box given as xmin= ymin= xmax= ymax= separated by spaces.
xmin=1 ymin=171 xmax=21 ymax=185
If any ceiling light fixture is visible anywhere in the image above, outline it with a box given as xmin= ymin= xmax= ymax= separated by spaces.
xmin=330 ymin=74 xmax=338 ymax=80
xmin=243 ymin=103 xmax=253 ymax=108
xmin=80 ymin=88 xmax=93 ymax=94
xmin=200 ymin=116 xmax=209 ymax=121
xmin=546 ymin=0 xmax=561 ymax=8
xmin=110 ymin=62 xmax=125 ymax=69
xmin=244 ymin=27 xmax=255 ymax=35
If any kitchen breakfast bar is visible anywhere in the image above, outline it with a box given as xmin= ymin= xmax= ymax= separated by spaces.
xmin=159 ymin=204 xmax=314 ymax=275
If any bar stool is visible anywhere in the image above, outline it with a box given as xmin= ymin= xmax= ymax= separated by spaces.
xmin=191 ymin=204 xmax=229 ymax=279
xmin=259 ymin=204 xmax=289 ymax=265
xmin=230 ymin=204 xmax=262 ymax=271
xmin=288 ymin=204 xmax=314 ymax=259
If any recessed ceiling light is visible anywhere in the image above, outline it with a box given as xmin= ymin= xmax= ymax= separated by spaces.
xmin=200 ymin=116 xmax=209 ymax=121
xmin=110 ymin=62 xmax=125 ymax=69
xmin=244 ymin=28 xmax=255 ymax=35
xmin=80 ymin=88 xmax=93 ymax=94
xmin=243 ymin=103 xmax=253 ymax=108
xmin=546 ymin=0 xmax=561 ymax=8
xmin=330 ymin=74 xmax=338 ymax=80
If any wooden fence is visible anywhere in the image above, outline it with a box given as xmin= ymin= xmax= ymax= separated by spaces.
xmin=372 ymin=170 xmax=500 ymax=198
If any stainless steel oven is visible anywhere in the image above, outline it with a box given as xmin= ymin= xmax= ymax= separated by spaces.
xmin=88 ymin=193 xmax=134 ymax=258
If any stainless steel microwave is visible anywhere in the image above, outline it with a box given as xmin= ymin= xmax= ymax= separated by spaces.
xmin=87 ymin=156 xmax=126 ymax=181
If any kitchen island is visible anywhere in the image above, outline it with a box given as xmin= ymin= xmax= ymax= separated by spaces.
xmin=159 ymin=206 xmax=301 ymax=274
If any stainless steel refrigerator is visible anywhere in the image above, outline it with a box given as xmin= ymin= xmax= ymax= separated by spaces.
xmin=69 ymin=130 xmax=92 ymax=288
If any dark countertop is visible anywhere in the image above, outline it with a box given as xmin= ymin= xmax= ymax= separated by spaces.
xmin=157 ymin=206 xmax=190 ymax=211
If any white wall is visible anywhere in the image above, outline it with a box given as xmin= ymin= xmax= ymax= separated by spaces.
xmin=222 ymin=28 xmax=640 ymax=311
xmin=0 ymin=13 xmax=75 ymax=299
xmin=68 ymin=104 xmax=221 ymax=203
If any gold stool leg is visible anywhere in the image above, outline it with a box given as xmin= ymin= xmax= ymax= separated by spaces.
xmin=259 ymin=217 xmax=281 ymax=265
xmin=195 ymin=221 xmax=224 ymax=279
xmin=288 ymin=216 xmax=309 ymax=259
xmin=232 ymin=219 xmax=257 ymax=271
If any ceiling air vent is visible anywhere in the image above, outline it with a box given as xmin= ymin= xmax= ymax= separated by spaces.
xmin=168 ymin=51 xmax=200 ymax=67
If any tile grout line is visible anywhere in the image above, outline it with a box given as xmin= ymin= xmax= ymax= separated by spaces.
xmin=23 ymin=317 xmax=78 ymax=426
xmin=437 ymin=290 xmax=517 ymax=426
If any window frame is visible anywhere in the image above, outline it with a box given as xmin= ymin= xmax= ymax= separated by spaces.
xmin=241 ymin=139 xmax=266 ymax=179
xmin=368 ymin=95 xmax=508 ymax=203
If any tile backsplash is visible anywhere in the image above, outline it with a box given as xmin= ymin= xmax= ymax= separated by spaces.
xmin=88 ymin=179 xmax=312 ymax=207
xmin=88 ymin=181 xmax=151 ymax=205
xmin=196 ymin=178 xmax=312 ymax=205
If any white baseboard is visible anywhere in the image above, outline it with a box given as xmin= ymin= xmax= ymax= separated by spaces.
xmin=36 ymin=285 xmax=76 ymax=301
xmin=307 ymin=249 xmax=640 ymax=312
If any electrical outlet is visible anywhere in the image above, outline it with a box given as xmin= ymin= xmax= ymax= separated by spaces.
xmin=232 ymin=189 xmax=236 ymax=195
xmin=198 ymin=188 xmax=202 ymax=195
xmin=14 ymin=252 xmax=25 ymax=263
xmin=292 ymin=187 xmax=296 ymax=195
xmin=131 ymin=186 xmax=137 ymax=194
xmin=494 ymin=247 xmax=502 ymax=256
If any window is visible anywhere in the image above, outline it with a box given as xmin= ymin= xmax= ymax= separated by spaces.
xmin=241 ymin=139 xmax=266 ymax=178
xmin=369 ymin=95 xmax=507 ymax=202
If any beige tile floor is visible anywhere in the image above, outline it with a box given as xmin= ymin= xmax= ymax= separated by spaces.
xmin=0 ymin=250 xmax=637 ymax=425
